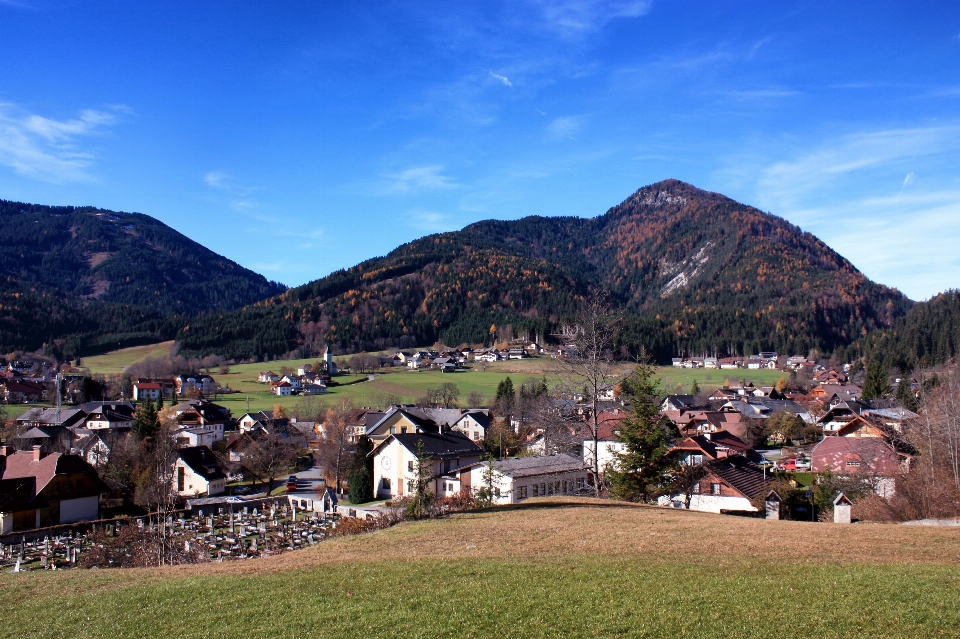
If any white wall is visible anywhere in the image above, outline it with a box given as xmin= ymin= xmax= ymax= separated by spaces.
xmin=0 ymin=512 xmax=12 ymax=534
xmin=583 ymin=440 xmax=625 ymax=472
xmin=59 ymin=495 xmax=99 ymax=524
xmin=658 ymin=493 xmax=756 ymax=514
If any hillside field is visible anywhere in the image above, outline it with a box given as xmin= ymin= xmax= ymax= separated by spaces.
xmin=0 ymin=499 xmax=957 ymax=638
xmin=79 ymin=341 xmax=177 ymax=375
xmin=78 ymin=345 xmax=786 ymax=414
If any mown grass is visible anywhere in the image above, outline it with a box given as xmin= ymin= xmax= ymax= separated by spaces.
xmin=2 ymin=558 xmax=956 ymax=639
xmin=1 ymin=500 xmax=958 ymax=638
xmin=79 ymin=341 xmax=176 ymax=375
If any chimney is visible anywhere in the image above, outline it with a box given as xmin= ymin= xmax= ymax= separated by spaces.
xmin=32 ymin=445 xmax=43 ymax=462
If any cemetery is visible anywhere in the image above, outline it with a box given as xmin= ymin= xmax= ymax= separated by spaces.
xmin=0 ymin=495 xmax=345 ymax=571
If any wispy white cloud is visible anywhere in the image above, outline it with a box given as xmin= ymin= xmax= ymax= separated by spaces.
xmin=536 ymin=0 xmax=651 ymax=36
xmin=203 ymin=170 xmax=257 ymax=201
xmin=896 ymin=171 xmax=915 ymax=200
xmin=384 ymin=165 xmax=459 ymax=193
xmin=748 ymin=125 xmax=960 ymax=299
xmin=489 ymin=71 xmax=513 ymax=87
xmin=725 ymin=88 xmax=800 ymax=100
xmin=547 ymin=115 xmax=583 ymax=139
xmin=0 ymin=103 xmax=121 ymax=182
xmin=409 ymin=209 xmax=456 ymax=233
xmin=757 ymin=126 xmax=960 ymax=212
xmin=0 ymin=0 xmax=36 ymax=9
xmin=204 ymin=171 xmax=230 ymax=188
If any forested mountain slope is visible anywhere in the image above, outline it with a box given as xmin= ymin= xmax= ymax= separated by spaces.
xmin=0 ymin=200 xmax=285 ymax=356
xmin=851 ymin=290 xmax=960 ymax=372
xmin=177 ymin=180 xmax=912 ymax=362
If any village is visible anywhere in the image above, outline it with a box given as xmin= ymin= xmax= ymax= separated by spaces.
xmin=0 ymin=334 xmax=936 ymax=575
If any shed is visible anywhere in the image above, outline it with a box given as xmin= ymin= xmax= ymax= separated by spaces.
xmin=833 ymin=492 xmax=853 ymax=524
xmin=764 ymin=489 xmax=783 ymax=520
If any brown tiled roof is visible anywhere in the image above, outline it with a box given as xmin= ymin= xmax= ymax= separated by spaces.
xmin=0 ymin=450 xmax=106 ymax=497
xmin=811 ymin=436 xmax=904 ymax=475
xmin=704 ymin=456 xmax=770 ymax=500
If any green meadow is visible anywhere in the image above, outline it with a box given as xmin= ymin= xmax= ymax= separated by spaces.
xmin=0 ymin=500 xmax=956 ymax=639
xmin=78 ymin=343 xmax=788 ymax=414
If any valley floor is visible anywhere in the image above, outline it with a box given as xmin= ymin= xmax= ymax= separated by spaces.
xmin=1 ymin=499 xmax=957 ymax=638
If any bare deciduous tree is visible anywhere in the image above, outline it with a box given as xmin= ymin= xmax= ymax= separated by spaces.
xmin=552 ymin=291 xmax=622 ymax=493
xmin=317 ymin=397 xmax=356 ymax=493
xmin=242 ymin=433 xmax=301 ymax=495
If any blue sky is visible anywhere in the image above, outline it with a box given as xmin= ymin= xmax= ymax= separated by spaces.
xmin=1 ymin=1 xmax=958 ymax=300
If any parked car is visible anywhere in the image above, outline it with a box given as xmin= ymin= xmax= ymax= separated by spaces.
xmin=233 ymin=485 xmax=251 ymax=495
xmin=777 ymin=458 xmax=811 ymax=472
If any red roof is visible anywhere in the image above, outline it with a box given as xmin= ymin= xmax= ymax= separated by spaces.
xmin=134 ymin=382 xmax=161 ymax=390
xmin=579 ymin=410 xmax=628 ymax=440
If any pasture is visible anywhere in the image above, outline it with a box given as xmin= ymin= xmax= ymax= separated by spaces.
xmin=0 ymin=499 xmax=956 ymax=638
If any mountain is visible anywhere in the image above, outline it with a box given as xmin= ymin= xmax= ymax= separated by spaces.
xmin=851 ymin=290 xmax=960 ymax=372
xmin=176 ymin=180 xmax=912 ymax=363
xmin=0 ymin=199 xmax=286 ymax=357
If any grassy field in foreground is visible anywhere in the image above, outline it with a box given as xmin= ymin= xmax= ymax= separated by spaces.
xmin=1 ymin=500 xmax=958 ymax=638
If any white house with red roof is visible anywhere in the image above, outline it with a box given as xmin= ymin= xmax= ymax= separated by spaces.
xmin=132 ymin=382 xmax=161 ymax=401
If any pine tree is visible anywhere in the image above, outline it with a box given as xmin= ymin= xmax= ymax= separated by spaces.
xmin=607 ymin=361 xmax=678 ymax=502
xmin=896 ymin=376 xmax=918 ymax=413
xmin=690 ymin=378 xmax=700 ymax=395
xmin=132 ymin=397 xmax=159 ymax=440
xmin=348 ymin=466 xmax=373 ymax=504
xmin=862 ymin=361 xmax=890 ymax=400
xmin=354 ymin=435 xmax=374 ymax=477
xmin=495 ymin=377 xmax=515 ymax=412
xmin=406 ymin=439 xmax=435 ymax=520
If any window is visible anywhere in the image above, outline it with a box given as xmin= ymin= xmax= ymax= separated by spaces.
xmin=532 ymin=484 xmax=539 ymax=497
xmin=555 ymin=481 xmax=560 ymax=494
xmin=408 ymin=461 xmax=414 ymax=472
xmin=692 ymin=482 xmax=700 ymax=494
xmin=400 ymin=426 xmax=408 ymax=434
xmin=690 ymin=454 xmax=703 ymax=466
xmin=562 ymin=480 xmax=568 ymax=494
xmin=541 ymin=483 xmax=547 ymax=496
xmin=383 ymin=478 xmax=391 ymax=489
xmin=711 ymin=483 xmax=721 ymax=495
xmin=494 ymin=487 xmax=501 ymax=497
xmin=518 ymin=486 xmax=528 ymax=500
xmin=473 ymin=432 xmax=480 ymax=441
xmin=177 ymin=466 xmax=185 ymax=492
xmin=407 ymin=480 xmax=414 ymax=493
xmin=576 ymin=478 xmax=585 ymax=490
xmin=846 ymin=461 xmax=861 ymax=467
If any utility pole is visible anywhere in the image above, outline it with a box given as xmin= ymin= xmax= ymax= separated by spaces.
xmin=55 ymin=373 xmax=63 ymax=426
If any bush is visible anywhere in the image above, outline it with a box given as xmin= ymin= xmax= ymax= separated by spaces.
xmin=79 ymin=523 xmax=209 ymax=569
xmin=348 ymin=466 xmax=373 ymax=504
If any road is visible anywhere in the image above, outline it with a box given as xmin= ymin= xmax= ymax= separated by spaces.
xmin=288 ymin=458 xmax=328 ymax=497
